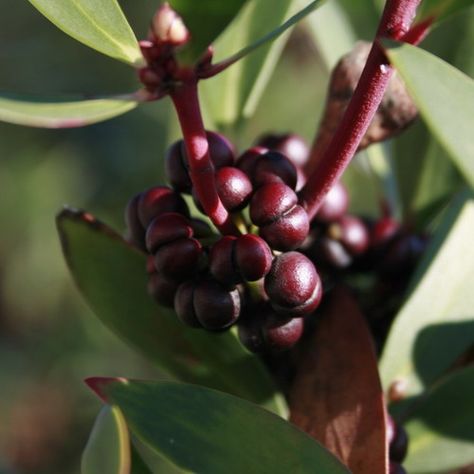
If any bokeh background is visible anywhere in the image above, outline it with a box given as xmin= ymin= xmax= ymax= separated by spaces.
xmin=0 ymin=1 xmax=472 ymax=472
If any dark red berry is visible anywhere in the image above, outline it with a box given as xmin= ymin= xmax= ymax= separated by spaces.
xmin=215 ymin=166 xmax=253 ymax=212
xmin=253 ymin=151 xmax=297 ymax=189
xmin=234 ymin=234 xmax=272 ymax=282
xmin=209 ymin=236 xmax=238 ymax=285
xmin=256 ymin=133 xmax=309 ymax=168
xmin=371 ymin=217 xmax=400 ymax=248
xmin=296 ymin=166 xmax=307 ymax=192
xmin=313 ymin=237 xmax=352 ymax=269
xmin=236 ymin=146 xmax=267 ymax=177
xmin=147 ymin=273 xmax=180 ymax=308
xmin=190 ymin=218 xmax=214 ymax=238
xmin=389 ymin=421 xmax=408 ymax=463
xmin=193 ymin=279 xmax=241 ymax=330
xmin=316 ymin=181 xmax=349 ymax=223
xmin=264 ymin=316 xmax=304 ymax=352
xmin=328 ymin=215 xmax=369 ymax=256
xmin=250 ymin=182 xmax=297 ymax=225
xmin=210 ymin=235 xmax=272 ymax=285
xmin=165 ymin=140 xmax=191 ymax=192
xmin=154 ymin=238 xmax=202 ymax=280
xmin=138 ymin=186 xmax=188 ymax=227
xmin=206 ymin=131 xmax=235 ymax=168
xmin=265 ymin=252 xmax=322 ymax=318
xmin=125 ymin=193 xmax=146 ymax=251
xmin=174 ymin=280 xmax=201 ymax=328
xmin=145 ymin=212 xmax=193 ymax=253
xmin=259 ymin=204 xmax=309 ymax=251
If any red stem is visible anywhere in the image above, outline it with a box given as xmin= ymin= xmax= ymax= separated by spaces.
xmin=170 ymin=79 xmax=239 ymax=235
xmin=299 ymin=0 xmax=422 ymax=221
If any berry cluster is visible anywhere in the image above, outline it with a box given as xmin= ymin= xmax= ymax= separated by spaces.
xmin=387 ymin=416 xmax=409 ymax=474
xmin=125 ymin=131 xmax=323 ymax=352
xmin=125 ymin=128 xmax=427 ymax=355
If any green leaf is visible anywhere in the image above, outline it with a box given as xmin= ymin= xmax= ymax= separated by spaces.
xmin=82 ymin=405 xmax=130 ymax=474
xmin=384 ymin=41 xmax=474 ymax=187
xmin=170 ymin=0 xmax=246 ymax=64
xmin=89 ymin=378 xmax=351 ymax=474
xmin=417 ymin=0 xmax=474 ymax=25
xmin=28 ymin=0 xmax=144 ymax=66
xmin=380 ymin=192 xmax=474 ymax=397
xmin=404 ymin=366 xmax=474 ymax=473
xmin=0 ymin=93 xmax=138 ymax=128
xmin=201 ymin=0 xmax=325 ymax=127
xmin=56 ymin=208 xmax=286 ymax=417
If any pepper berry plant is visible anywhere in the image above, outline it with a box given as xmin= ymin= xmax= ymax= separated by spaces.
xmin=1 ymin=0 xmax=473 ymax=472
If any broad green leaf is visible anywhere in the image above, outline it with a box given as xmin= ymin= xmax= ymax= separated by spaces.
xmin=380 ymin=192 xmax=474 ymax=397
xmin=89 ymin=378 xmax=351 ymax=474
xmin=384 ymin=41 xmax=474 ymax=187
xmin=28 ymin=0 xmax=144 ymax=66
xmin=170 ymin=0 xmax=246 ymax=64
xmin=201 ymin=0 xmax=325 ymax=127
xmin=417 ymin=0 xmax=474 ymax=25
xmin=0 ymin=94 xmax=138 ymax=128
xmin=82 ymin=405 xmax=130 ymax=474
xmin=404 ymin=366 xmax=474 ymax=473
xmin=57 ymin=208 xmax=286 ymax=417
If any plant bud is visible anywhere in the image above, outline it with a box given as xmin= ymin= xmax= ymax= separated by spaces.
xmin=151 ymin=3 xmax=190 ymax=46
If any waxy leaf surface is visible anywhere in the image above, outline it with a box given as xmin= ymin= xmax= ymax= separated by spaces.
xmin=57 ymin=208 xmax=286 ymax=416
xmin=82 ymin=405 xmax=130 ymax=474
xmin=404 ymin=366 xmax=474 ymax=473
xmin=290 ymin=286 xmax=388 ymax=474
xmin=380 ymin=192 xmax=474 ymax=397
xmin=88 ymin=378 xmax=351 ymax=474
xmin=202 ymin=0 xmax=325 ymax=126
xmin=0 ymin=94 xmax=138 ymax=128
xmin=28 ymin=0 xmax=143 ymax=66
xmin=384 ymin=41 xmax=474 ymax=187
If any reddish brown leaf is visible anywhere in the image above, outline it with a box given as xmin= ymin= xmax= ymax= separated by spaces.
xmin=289 ymin=286 xmax=388 ymax=474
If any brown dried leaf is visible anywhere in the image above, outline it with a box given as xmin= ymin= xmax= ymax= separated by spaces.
xmin=289 ymin=286 xmax=388 ymax=474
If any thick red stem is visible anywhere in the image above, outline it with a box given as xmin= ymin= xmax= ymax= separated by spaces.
xmin=170 ymin=80 xmax=239 ymax=235
xmin=299 ymin=0 xmax=422 ymax=221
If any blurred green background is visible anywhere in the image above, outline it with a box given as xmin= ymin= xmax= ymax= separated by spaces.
xmin=0 ymin=1 xmax=472 ymax=472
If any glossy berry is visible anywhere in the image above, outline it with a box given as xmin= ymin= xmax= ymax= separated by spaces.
xmin=371 ymin=216 xmax=400 ymax=248
xmin=265 ymin=252 xmax=322 ymax=318
xmin=250 ymin=183 xmax=309 ymax=251
xmin=215 ymin=166 xmax=253 ymax=211
xmin=190 ymin=217 xmax=214 ymax=238
xmin=252 ymin=151 xmax=297 ymax=189
xmin=315 ymin=181 xmax=349 ymax=223
xmin=154 ymin=238 xmax=202 ymax=280
xmin=194 ymin=279 xmax=241 ymax=330
xmin=125 ymin=193 xmax=146 ymax=251
xmin=236 ymin=146 xmax=267 ymax=178
xmin=259 ymin=204 xmax=309 ymax=251
xmin=137 ymin=186 xmax=188 ymax=227
xmin=250 ymin=182 xmax=297 ymax=225
xmin=238 ymin=307 xmax=304 ymax=353
xmin=174 ymin=280 xmax=201 ymax=328
xmin=313 ymin=236 xmax=352 ymax=269
xmin=209 ymin=235 xmax=272 ymax=285
xmin=328 ymin=215 xmax=369 ymax=256
xmin=147 ymin=272 xmax=180 ymax=308
xmin=256 ymin=133 xmax=309 ymax=168
xmin=165 ymin=131 xmax=235 ymax=193
xmin=145 ymin=212 xmax=193 ymax=253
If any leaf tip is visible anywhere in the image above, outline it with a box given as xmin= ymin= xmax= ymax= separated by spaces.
xmin=85 ymin=376 xmax=129 ymax=402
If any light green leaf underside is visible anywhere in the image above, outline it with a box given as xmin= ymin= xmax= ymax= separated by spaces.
xmin=404 ymin=366 xmax=474 ymax=473
xmin=104 ymin=379 xmax=351 ymax=474
xmin=57 ymin=209 xmax=287 ymax=417
xmin=0 ymin=94 xmax=137 ymax=128
xmin=384 ymin=41 xmax=474 ymax=187
xmin=202 ymin=0 xmax=325 ymax=127
xmin=380 ymin=192 xmax=474 ymax=397
xmin=82 ymin=405 xmax=130 ymax=474
xmin=28 ymin=0 xmax=144 ymax=66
